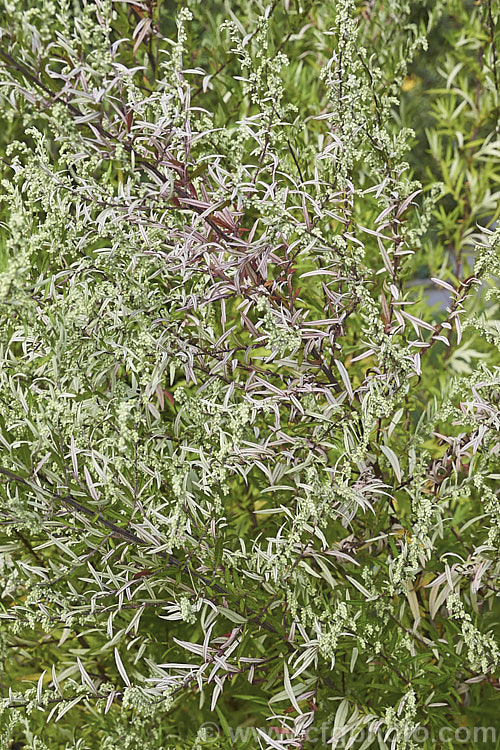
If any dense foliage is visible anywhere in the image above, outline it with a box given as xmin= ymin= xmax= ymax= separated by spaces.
xmin=0 ymin=0 xmax=499 ymax=747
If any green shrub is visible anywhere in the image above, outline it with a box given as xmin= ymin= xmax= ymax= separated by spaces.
xmin=0 ymin=0 xmax=499 ymax=748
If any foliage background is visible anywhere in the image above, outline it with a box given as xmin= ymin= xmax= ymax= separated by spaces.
xmin=0 ymin=0 xmax=499 ymax=748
